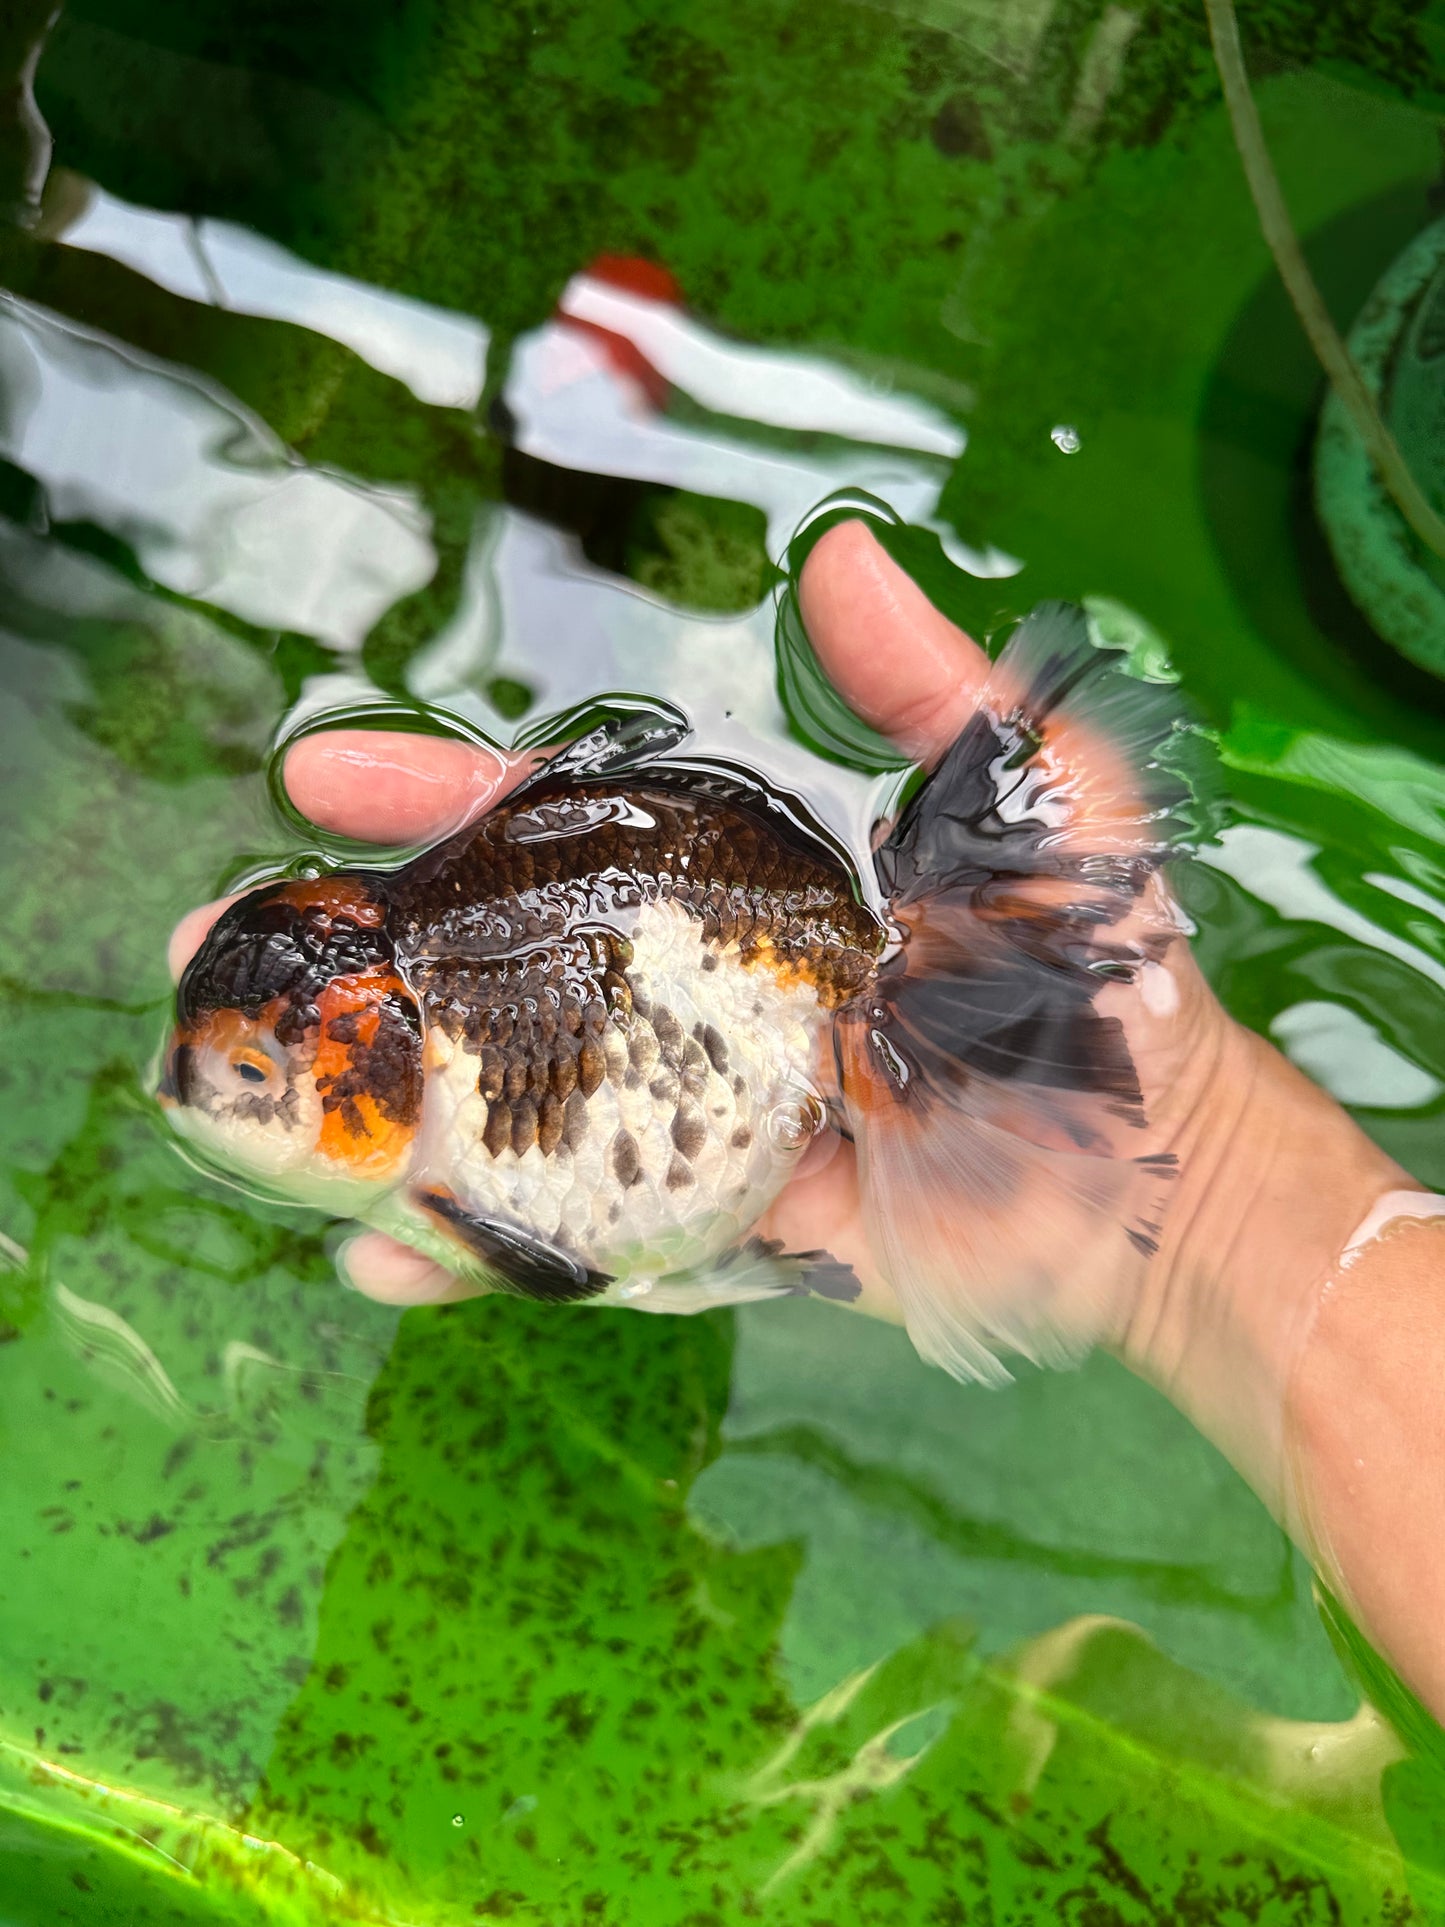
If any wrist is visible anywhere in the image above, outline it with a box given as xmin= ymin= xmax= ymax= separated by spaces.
xmin=1282 ymin=1210 xmax=1445 ymax=1717
xmin=1117 ymin=1017 xmax=1410 ymax=1516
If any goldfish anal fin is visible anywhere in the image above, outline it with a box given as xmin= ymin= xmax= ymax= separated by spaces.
xmin=625 ymin=1237 xmax=862 ymax=1315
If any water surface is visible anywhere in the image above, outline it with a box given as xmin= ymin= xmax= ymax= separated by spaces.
xmin=3 ymin=2 xmax=1445 ymax=1920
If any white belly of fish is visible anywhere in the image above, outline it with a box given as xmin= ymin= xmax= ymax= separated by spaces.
xmin=407 ymin=897 xmax=831 ymax=1283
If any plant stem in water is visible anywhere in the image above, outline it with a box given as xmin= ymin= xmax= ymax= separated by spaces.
xmin=1204 ymin=0 xmax=1445 ymax=563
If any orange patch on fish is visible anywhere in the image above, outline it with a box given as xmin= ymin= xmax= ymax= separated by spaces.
xmin=313 ymin=970 xmax=418 ymax=1176
xmin=833 ymin=1006 xmax=911 ymax=1119
xmin=269 ymin=877 xmax=385 ymax=928
xmin=739 ymin=933 xmax=855 ymax=1009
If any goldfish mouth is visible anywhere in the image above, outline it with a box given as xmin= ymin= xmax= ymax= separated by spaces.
xmin=155 ymin=1034 xmax=197 ymax=1109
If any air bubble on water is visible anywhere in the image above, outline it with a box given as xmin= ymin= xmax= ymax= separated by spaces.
xmin=768 ymin=1091 xmax=825 ymax=1151
xmin=452 ymin=1813 xmax=465 ymax=1828
xmin=1050 ymin=423 xmax=1082 ymax=454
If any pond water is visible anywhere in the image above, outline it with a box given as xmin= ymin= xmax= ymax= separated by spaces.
xmin=3 ymin=1 xmax=1445 ymax=1921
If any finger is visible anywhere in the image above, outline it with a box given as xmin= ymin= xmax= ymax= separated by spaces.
xmin=799 ymin=520 xmax=991 ymax=764
xmin=168 ymin=894 xmax=240 ymax=982
xmin=803 ymin=521 xmax=1165 ymax=850
xmin=283 ymin=730 xmax=538 ymax=845
xmin=337 ymin=1229 xmax=486 ymax=1306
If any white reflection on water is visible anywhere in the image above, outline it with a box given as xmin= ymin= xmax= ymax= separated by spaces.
xmin=409 ymin=507 xmax=787 ymax=731
xmin=56 ymin=180 xmax=489 ymax=411
xmin=1270 ymin=1001 xmax=1442 ymax=1110
xmin=506 ymin=274 xmax=1007 ymax=569
xmin=405 ymin=504 xmax=889 ymax=866
xmin=1366 ymin=870 xmax=1445 ymax=955
xmin=506 ymin=320 xmax=940 ymax=549
xmin=0 ymin=295 xmax=435 ymax=648
xmin=1200 ymin=824 xmax=1445 ymax=995
xmin=558 ymin=274 xmax=964 ymax=454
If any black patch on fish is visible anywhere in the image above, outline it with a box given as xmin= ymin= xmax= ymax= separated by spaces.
xmin=859 ymin=602 xmax=1197 ymax=1132
xmin=414 ymin=1189 xmax=610 ymax=1303
xmin=796 ymin=1253 xmax=864 ymax=1302
xmin=384 ymin=772 xmax=883 ymax=1010
xmin=670 ymin=1103 xmax=707 ymax=1163
xmin=680 ymin=1036 xmax=709 ymax=1099
xmin=652 ymin=1004 xmax=685 ymax=1065
xmin=700 ymin=1023 xmax=729 ymax=1075
xmin=163 ymin=1043 xmax=194 ymax=1105
xmin=177 ymin=883 xmax=393 ymax=1031
xmin=327 ymin=991 xmax=424 ymax=1130
xmin=879 ymin=970 xmax=1145 ymax=1115
xmin=510 ymin=1095 xmax=539 ymax=1156
xmin=627 ymin=1025 xmax=658 ymax=1072
xmin=505 ymin=703 xmax=691 ymax=788
xmin=612 ymin=1129 xmax=642 ymax=1188
xmin=562 ymin=1089 xmax=589 ymax=1151
xmin=703 ymin=1236 xmax=863 ymax=1304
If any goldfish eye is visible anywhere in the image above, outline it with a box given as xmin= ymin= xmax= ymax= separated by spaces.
xmin=230 ymin=1048 xmax=275 ymax=1086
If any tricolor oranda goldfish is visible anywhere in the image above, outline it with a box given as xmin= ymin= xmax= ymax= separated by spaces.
xmin=161 ymin=602 xmax=1197 ymax=1385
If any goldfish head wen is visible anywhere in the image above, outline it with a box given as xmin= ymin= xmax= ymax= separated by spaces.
xmin=161 ymin=876 xmax=422 ymax=1199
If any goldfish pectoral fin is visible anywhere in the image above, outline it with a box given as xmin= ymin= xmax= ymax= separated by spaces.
xmin=624 ymin=1236 xmax=863 ymax=1316
xmin=412 ymin=1187 xmax=611 ymax=1304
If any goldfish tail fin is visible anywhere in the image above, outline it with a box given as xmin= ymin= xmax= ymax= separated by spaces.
xmin=840 ymin=601 xmax=1200 ymax=1386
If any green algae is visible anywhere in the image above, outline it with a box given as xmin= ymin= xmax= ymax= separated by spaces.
xmin=5 ymin=541 xmax=1445 ymax=1915
xmin=3 ymin=0 xmax=1445 ymax=1920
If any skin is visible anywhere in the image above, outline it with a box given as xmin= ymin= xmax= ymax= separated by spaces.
xmin=171 ymin=521 xmax=1445 ymax=1723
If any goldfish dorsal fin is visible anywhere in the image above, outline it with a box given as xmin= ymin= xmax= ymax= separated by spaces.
xmin=518 ymin=699 xmax=691 ymax=793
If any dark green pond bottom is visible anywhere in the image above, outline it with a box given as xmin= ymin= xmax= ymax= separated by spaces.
xmin=4 ymin=0 xmax=1445 ymax=1920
